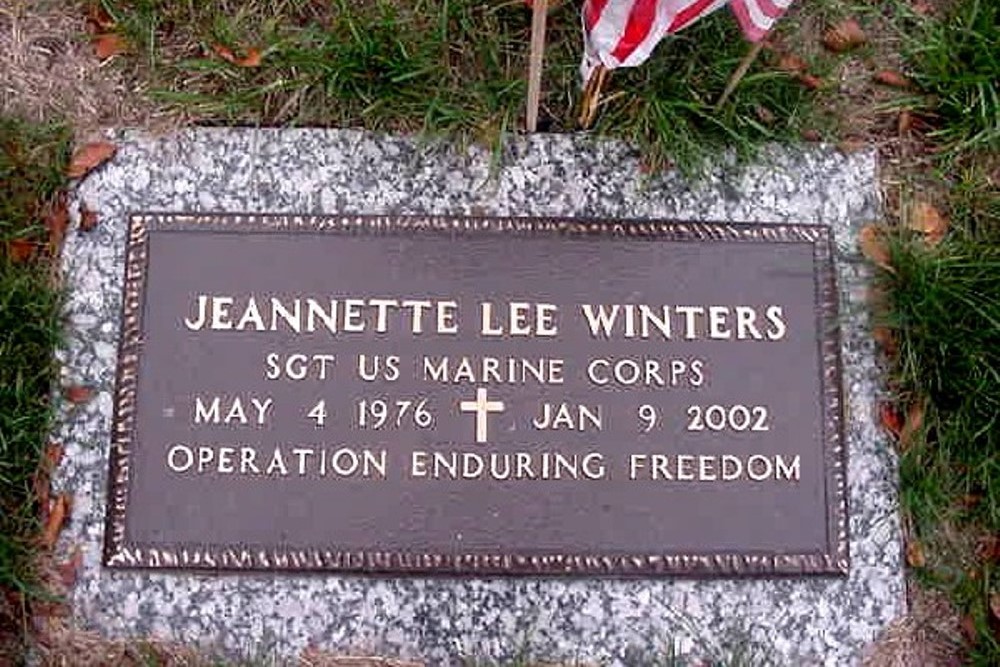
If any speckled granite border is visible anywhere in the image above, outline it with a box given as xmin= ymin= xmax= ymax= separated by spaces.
xmin=55 ymin=129 xmax=904 ymax=665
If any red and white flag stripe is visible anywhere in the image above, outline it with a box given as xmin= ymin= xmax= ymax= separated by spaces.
xmin=582 ymin=0 xmax=793 ymax=79
xmin=731 ymin=0 xmax=794 ymax=41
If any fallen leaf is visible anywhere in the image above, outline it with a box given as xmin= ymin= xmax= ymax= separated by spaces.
xmin=236 ymin=47 xmax=262 ymax=67
xmin=33 ymin=472 xmax=50 ymax=523
xmin=898 ymin=109 xmax=913 ymax=134
xmin=86 ymin=1 xmax=117 ymax=31
xmin=92 ymin=33 xmax=126 ymax=59
xmin=958 ymin=494 xmax=982 ymax=510
xmin=797 ymin=73 xmax=824 ymax=90
xmin=899 ymin=401 xmax=925 ymax=450
xmin=57 ymin=546 xmax=84 ymax=588
xmin=78 ymin=202 xmax=99 ymax=232
xmin=212 ymin=43 xmax=263 ymax=68
xmin=859 ymin=224 xmax=893 ymax=270
xmin=777 ymin=54 xmax=808 ymax=74
xmin=909 ymin=200 xmax=948 ymax=245
xmin=754 ymin=105 xmax=776 ymax=125
xmin=7 ymin=239 xmax=36 ymax=263
xmin=823 ymin=19 xmax=867 ymax=52
xmin=991 ymin=605 xmax=1000 ymax=646
xmin=960 ymin=615 xmax=978 ymax=643
xmin=212 ymin=44 xmax=236 ymax=62
xmin=42 ymin=494 xmax=71 ymax=549
xmin=867 ymin=284 xmax=889 ymax=311
xmin=874 ymin=70 xmax=910 ymax=89
xmin=44 ymin=192 xmax=69 ymax=253
xmin=872 ymin=326 xmax=898 ymax=357
xmin=63 ymin=385 xmax=94 ymax=404
xmin=976 ymin=535 xmax=1000 ymax=563
xmin=837 ymin=138 xmax=866 ymax=154
xmin=32 ymin=599 xmax=70 ymax=619
xmin=884 ymin=186 xmax=902 ymax=217
xmin=44 ymin=442 xmax=64 ymax=472
xmin=911 ymin=0 xmax=935 ymax=15
xmin=879 ymin=402 xmax=904 ymax=438
xmin=906 ymin=539 xmax=927 ymax=568
xmin=33 ymin=442 xmax=64 ymax=516
xmin=67 ymin=141 xmax=117 ymax=179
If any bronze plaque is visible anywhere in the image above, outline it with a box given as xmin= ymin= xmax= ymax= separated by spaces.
xmin=105 ymin=213 xmax=848 ymax=576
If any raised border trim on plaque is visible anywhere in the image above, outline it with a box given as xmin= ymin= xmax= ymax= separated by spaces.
xmin=104 ymin=213 xmax=849 ymax=577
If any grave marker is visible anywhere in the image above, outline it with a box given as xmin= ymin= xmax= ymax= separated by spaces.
xmin=104 ymin=213 xmax=848 ymax=576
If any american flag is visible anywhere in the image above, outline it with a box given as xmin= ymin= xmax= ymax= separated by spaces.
xmin=582 ymin=0 xmax=793 ymax=79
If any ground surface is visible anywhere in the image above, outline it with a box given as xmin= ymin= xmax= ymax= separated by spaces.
xmin=53 ymin=128 xmax=899 ymax=667
xmin=0 ymin=0 xmax=996 ymax=664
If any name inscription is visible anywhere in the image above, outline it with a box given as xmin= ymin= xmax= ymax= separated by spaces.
xmin=169 ymin=294 xmax=795 ymax=483
xmin=105 ymin=214 xmax=848 ymax=576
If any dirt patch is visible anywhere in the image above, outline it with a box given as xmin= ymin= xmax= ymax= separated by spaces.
xmin=0 ymin=1 xmax=168 ymax=134
xmin=864 ymin=584 xmax=967 ymax=667
xmin=774 ymin=0 xmax=957 ymax=224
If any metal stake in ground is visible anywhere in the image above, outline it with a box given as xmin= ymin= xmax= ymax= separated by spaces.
xmin=715 ymin=41 xmax=766 ymax=109
xmin=579 ymin=64 xmax=608 ymax=129
xmin=526 ymin=0 xmax=549 ymax=132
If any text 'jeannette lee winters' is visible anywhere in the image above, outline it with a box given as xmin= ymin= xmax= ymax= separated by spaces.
xmin=181 ymin=295 xmax=789 ymax=341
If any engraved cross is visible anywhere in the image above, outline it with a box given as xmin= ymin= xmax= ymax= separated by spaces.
xmin=459 ymin=387 xmax=505 ymax=444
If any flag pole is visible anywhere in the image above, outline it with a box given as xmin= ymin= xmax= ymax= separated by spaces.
xmin=526 ymin=0 xmax=549 ymax=132
xmin=579 ymin=64 xmax=608 ymax=129
xmin=715 ymin=40 xmax=765 ymax=109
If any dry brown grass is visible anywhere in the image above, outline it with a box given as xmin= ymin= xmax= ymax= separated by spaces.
xmin=0 ymin=0 xmax=168 ymax=133
xmin=864 ymin=585 xmax=967 ymax=667
xmin=28 ymin=552 xmax=426 ymax=667
xmin=36 ymin=613 xmax=427 ymax=667
xmin=298 ymin=652 xmax=423 ymax=667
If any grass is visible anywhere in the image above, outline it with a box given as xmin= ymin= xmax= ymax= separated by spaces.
xmin=0 ymin=121 xmax=70 ymax=245
xmin=902 ymin=0 xmax=999 ymax=161
xmin=464 ymin=624 xmax=777 ymax=667
xmin=888 ymin=231 xmax=1000 ymax=529
xmin=885 ymin=228 xmax=1000 ymax=665
xmin=590 ymin=17 xmax=815 ymax=172
xmin=950 ymin=161 xmax=1000 ymax=243
xmin=114 ymin=0 xmax=539 ymax=138
xmin=875 ymin=0 xmax=1000 ymax=660
xmin=0 ymin=118 xmax=68 ymax=659
xmin=97 ymin=0 xmax=818 ymax=174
